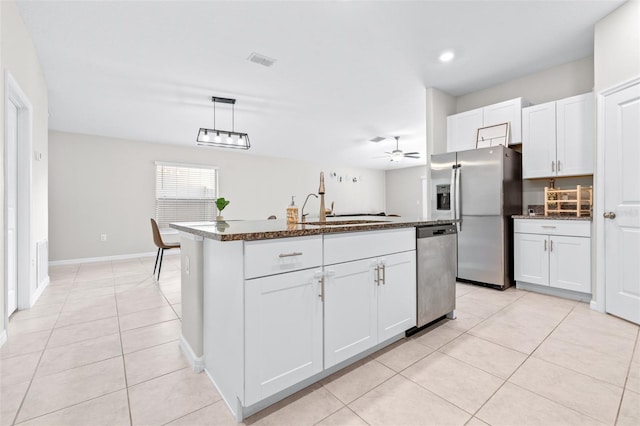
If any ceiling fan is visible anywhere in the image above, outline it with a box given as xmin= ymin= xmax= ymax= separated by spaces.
xmin=385 ymin=136 xmax=420 ymax=162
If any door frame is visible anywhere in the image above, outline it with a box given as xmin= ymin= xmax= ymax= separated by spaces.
xmin=593 ymin=75 xmax=640 ymax=313
xmin=4 ymin=71 xmax=33 ymax=318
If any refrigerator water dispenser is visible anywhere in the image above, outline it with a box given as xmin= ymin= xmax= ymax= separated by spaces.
xmin=436 ymin=184 xmax=451 ymax=210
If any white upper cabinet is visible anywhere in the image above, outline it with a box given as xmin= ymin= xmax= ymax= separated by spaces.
xmin=447 ymin=97 xmax=527 ymax=153
xmin=522 ymin=93 xmax=593 ymax=179
xmin=483 ymin=98 xmax=527 ymax=145
xmin=447 ymin=108 xmax=484 ymax=152
xmin=522 ymin=101 xmax=557 ymax=179
xmin=556 ymin=94 xmax=594 ymax=177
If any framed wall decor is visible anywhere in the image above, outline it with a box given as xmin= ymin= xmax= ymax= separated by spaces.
xmin=476 ymin=122 xmax=510 ymax=148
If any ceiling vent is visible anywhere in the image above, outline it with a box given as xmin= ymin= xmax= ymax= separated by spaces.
xmin=368 ymin=136 xmax=386 ymax=143
xmin=247 ymin=52 xmax=277 ymax=67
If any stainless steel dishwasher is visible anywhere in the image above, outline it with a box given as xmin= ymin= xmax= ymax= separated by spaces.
xmin=416 ymin=223 xmax=457 ymax=328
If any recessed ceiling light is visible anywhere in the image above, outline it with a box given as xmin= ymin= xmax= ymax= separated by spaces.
xmin=439 ymin=51 xmax=455 ymax=63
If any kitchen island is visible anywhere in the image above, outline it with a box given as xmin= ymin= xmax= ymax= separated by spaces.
xmin=171 ymin=217 xmax=452 ymax=421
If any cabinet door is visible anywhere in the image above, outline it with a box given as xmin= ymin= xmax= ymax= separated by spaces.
xmin=324 ymin=259 xmax=377 ymax=369
xmin=447 ymin=108 xmax=483 ymax=152
xmin=549 ymin=236 xmax=591 ymax=293
xmin=514 ymin=233 xmax=549 ymax=286
xmin=245 ymin=269 xmax=323 ymax=405
xmin=483 ymin=98 xmax=523 ymax=145
xmin=556 ymin=93 xmax=594 ymax=177
xmin=522 ymin=102 xmax=557 ymax=179
xmin=377 ymin=251 xmax=416 ymax=342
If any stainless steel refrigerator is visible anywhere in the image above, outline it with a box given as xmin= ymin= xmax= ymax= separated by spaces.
xmin=430 ymin=145 xmax=522 ymax=289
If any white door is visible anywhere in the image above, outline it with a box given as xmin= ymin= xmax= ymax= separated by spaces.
xmin=514 ymin=233 xmax=549 ymax=286
xmin=549 ymin=236 xmax=591 ymax=293
xmin=324 ymin=258 xmax=377 ymax=369
xmin=377 ymin=251 xmax=416 ymax=342
xmin=556 ymin=93 xmax=594 ymax=177
xmin=6 ymin=100 xmax=19 ymax=316
xmin=244 ymin=269 xmax=323 ymax=405
xmin=522 ymin=101 xmax=557 ymax=179
xmin=447 ymin=108 xmax=483 ymax=152
xmin=604 ymin=82 xmax=640 ymax=325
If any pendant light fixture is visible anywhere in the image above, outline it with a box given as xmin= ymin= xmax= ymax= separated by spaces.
xmin=197 ymin=96 xmax=251 ymax=150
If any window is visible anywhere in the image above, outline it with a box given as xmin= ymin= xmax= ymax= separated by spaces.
xmin=155 ymin=162 xmax=218 ymax=229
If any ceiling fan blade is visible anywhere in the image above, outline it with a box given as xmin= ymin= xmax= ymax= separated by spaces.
xmin=404 ymin=154 xmax=421 ymax=159
xmin=404 ymin=152 xmax=420 ymax=156
xmin=384 ymin=152 xmax=392 ymax=155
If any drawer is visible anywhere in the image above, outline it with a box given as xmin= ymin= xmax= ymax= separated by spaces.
xmin=245 ymin=236 xmax=322 ymax=279
xmin=324 ymin=228 xmax=416 ymax=265
xmin=514 ymin=219 xmax=591 ymax=237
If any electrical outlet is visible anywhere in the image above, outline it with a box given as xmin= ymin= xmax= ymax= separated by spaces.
xmin=100 ymin=234 xmax=107 ymax=242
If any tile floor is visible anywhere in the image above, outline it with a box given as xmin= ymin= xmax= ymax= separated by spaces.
xmin=1 ymin=256 xmax=639 ymax=426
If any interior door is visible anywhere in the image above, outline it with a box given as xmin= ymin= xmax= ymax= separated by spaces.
xmin=604 ymin=82 xmax=640 ymax=325
xmin=6 ymin=100 xmax=19 ymax=316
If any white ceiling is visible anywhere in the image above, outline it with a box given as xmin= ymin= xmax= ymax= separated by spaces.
xmin=17 ymin=0 xmax=624 ymax=170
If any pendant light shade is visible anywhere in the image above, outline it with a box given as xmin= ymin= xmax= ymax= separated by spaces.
xmin=197 ymin=96 xmax=251 ymax=150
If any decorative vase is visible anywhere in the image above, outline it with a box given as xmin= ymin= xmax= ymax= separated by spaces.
xmin=216 ymin=215 xmax=224 ymax=221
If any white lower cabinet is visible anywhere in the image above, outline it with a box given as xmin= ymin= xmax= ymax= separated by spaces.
xmin=324 ymin=251 xmax=417 ymax=368
xmin=244 ymin=268 xmax=323 ymax=406
xmin=225 ymin=229 xmax=416 ymax=416
xmin=514 ymin=219 xmax=591 ymax=294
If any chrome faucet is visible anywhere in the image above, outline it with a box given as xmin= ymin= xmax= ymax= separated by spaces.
xmin=301 ymin=193 xmax=318 ymax=223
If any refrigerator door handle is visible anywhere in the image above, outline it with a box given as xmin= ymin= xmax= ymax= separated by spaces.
xmin=455 ymin=166 xmax=461 ymax=232
xmin=450 ymin=166 xmax=456 ymax=221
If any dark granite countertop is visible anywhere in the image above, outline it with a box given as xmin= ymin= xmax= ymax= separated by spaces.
xmin=170 ymin=217 xmax=456 ymax=241
xmin=512 ymin=215 xmax=592 ymax=222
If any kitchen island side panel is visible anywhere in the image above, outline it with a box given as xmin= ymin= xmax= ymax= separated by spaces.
xmin=203 ymin=238 xmax=245 ymax=419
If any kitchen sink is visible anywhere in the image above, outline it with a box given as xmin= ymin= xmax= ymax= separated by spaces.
xmin=298 ymin=219 xmax=390 ymax=226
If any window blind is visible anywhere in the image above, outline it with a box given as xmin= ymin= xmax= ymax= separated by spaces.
xmin=155 ymin=162 xmax=218 ymax=229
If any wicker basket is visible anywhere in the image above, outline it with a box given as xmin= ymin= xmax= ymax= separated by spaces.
xmin=545 ymin=185 xmax=593 ymax=217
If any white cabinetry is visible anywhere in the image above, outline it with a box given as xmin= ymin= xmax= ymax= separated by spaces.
xmin=245 ymin=268 xmax=323 ymax=405
xmin=323 ymin=229 xmax=416 ymax=368
xmin=514 ymin=219 xmax=591 ymax=295
xmin=522 ymin=93 xmax=593 ymax=178
xmin=447 ymin=109 xmax=484 ymax=152
xmin=241 ymin=229 xmax=416 ymax=407
xmin=244 ymin=236 xmax=323 ymax=406
xmin=447 ymin=97 xmax=527 ymax=152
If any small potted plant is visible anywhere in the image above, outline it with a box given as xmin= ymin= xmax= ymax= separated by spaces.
xmin=215 ymin=197 xmax=230 ymax=221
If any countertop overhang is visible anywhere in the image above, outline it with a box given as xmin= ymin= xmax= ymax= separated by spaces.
xmin=512 ymin=215 xmax=592 ymax=222
xmin=170 ymin=217 xmax=455 ymax=241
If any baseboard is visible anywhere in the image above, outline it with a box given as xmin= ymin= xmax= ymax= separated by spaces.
xmin=30 ymin=276 xmax=50 ymax=307
xmin=49 ymin=249 xmax=181 ymax=266
xmin=516 ymin=281 xmax=591 ymax=302
xmin=179 ymin=335 xmax=204 ymax=373
xmin=0 ymin=329 xmax=7 ymax=347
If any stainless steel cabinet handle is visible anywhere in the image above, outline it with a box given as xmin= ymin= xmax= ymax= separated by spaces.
xmin=551 ymin=161 xmax=555 ymax=172
xmin=544 ymin=240 xmax=547 ymax=251
xmin=381 ymin=264 xmax=386 ymax=285
xmin=557 ymin=161 xmax=561 ymax=171
xmin=550 ymin=240 xmax=554 ymax=252
xmin=279 ymin=252 xmax=303 ymax=258
xmin=318 ymin=276 xmax=325 ymax=302
xmin=603 ymin=212 xmax=617 ymax=219
xmin=542 ymin=225 xmax=556 ymax=229
xmin=374 ymin=265 xmax=380 ymax=286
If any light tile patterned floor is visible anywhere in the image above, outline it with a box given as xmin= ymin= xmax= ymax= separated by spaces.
xmin=1 ymin=257 xmax=639 ymax=426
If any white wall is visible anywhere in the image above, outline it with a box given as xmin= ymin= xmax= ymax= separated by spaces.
xmin=456 ymin=56 xmax=595 ymax=112
xmin=385 ymin=166 xmax=426 ymax=220
xmin=1 ymin=0 xmax=49 ymax=335
xmin=594 ymin=0 xmax=640 ymax=92
xmin=49 ymin=131 xmax=386 ymax=262
xmin=426 ymin=87 xmax=457 ymax=156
